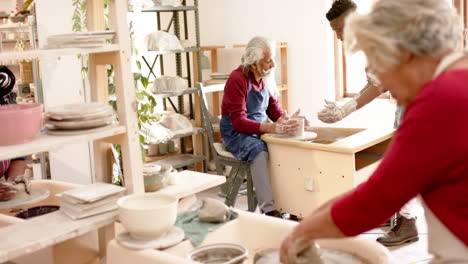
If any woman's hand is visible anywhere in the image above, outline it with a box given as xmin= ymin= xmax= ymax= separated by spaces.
xmin=275 ymin=117 xmax=300 ymax=135
xmin=280 ymin=233 xmax=317 ymax=264
xmin=291 ymin=109 xmax=311 ymax=128
xmin=0 ymin=181 xmax=17 ymax=201
xmin=280 ymin=232 xmax=296 ymax=264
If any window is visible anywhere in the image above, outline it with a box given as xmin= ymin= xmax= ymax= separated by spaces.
xmin=335 ymin=0 xmax=466 ymax=99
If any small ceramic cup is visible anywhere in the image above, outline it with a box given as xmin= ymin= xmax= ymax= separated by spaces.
xmin=167 ymin=141 xmax=176 ymax=153
xmin=158 ymin=142 xmax=168 ymax=155
xmin=147 ymin=144 xmax=159 ymax=156
xmin=291 ymin=118 xmax=305 ymax=137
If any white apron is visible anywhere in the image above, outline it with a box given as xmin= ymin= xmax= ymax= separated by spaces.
xmin=424 ymin=51 xmax=468 ymax=263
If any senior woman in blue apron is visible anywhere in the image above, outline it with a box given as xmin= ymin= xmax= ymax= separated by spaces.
xmin=220 ymin=36 xmax=303 ymax=218
xmin=281 ymin=0 xmax=468 ymax=262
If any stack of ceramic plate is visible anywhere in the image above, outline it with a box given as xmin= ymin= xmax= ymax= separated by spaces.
xmin=45 ymin=102 xmax=117 ymax=135
xmin=45 ymin=31 xmax=115 ymax=49
xmin=59 ymin=183 xmax=126 ymax=220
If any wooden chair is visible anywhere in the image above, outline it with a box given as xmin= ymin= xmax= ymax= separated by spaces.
xmin=197 ymin=83 xmax=257 ymax=212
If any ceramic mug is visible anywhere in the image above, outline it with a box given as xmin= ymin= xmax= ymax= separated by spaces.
xmin=147 ymin=144 xmax=159 ymax=156
xmin=158 ymin=142 xmax=168 ymax=155
xmin=291 ymin=118 xmax=305 ymax=137
xmin=167 ymin=141 xmax=175 ymax=153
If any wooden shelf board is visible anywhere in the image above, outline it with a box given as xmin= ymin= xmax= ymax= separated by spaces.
xmin=153 ymin=88 xmax=198 ymax=98
xmin=0 ymin=125 xmax=127 ymax=160
xmin=1 ymin=38 xmax=34 ymax=43
xmin=146 ymin=47 xmax=200 ymax=55
xmin=0 ymin=23 xmax=30 ymax=30
xmin=0 ymin=210 xmax=118 ymax=262
xmin=170 ymin=127 xmax=204 ymax=140
xmin=142 ymin=5 xmax=197 ymax=12
xmin=147 ymin=154 xmax=205 ymax=169
xmin=201 ymin=42 xmax=287 ymax=51
xmin=146 ymin=152 xmax=181 ymax=163
xmin=0 ymin=44 xmax=120 ymax=63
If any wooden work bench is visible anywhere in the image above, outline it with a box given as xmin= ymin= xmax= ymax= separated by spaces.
xmin=262 ymin=126 xmax=395 ymax=218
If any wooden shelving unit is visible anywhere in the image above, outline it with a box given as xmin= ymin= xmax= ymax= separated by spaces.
xmin=140 ymin=0 xmax=206 ymax=171
xmin=0 ymin=0 xmax=143 ymax=262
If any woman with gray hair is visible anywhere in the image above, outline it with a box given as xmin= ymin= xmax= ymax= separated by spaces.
xmin=280 ymin=0 xmax=468 ymax=262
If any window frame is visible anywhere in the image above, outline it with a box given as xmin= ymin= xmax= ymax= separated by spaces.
xmin=335 ymin=0 xmax=467 ymax=100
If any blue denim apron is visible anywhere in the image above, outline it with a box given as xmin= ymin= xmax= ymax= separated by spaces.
xmin=220 ymin=77 xmax=269 ymax=161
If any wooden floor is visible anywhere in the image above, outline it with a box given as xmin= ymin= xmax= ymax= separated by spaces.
xmin=196 ymin=185 xmax=433 ymax=264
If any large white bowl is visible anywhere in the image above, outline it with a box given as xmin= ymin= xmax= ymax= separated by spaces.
xmin=117 ymin=193 xmax=178 ymax=240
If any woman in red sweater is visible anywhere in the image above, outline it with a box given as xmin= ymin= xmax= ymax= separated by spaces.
xmin=280 ymin=0 xmax=468 ymax=262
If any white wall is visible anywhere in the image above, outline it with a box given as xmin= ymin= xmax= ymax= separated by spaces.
xmin=36 ymin=0 xmax=94 ymax=184
xmin=199 ymin=0 xmax=334 ymax=125
xmin=198 ymin=0 xmax=395 ymax=129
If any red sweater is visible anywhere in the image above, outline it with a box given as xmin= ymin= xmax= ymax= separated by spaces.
xmin=331 ymin=69 xmax=468 ymax=245
xmin=221 ymin=66 xmax=284 ymax=135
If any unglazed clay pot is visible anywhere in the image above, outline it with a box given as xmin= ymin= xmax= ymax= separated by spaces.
xmin=117 ymin=193 xmax=178 ymax=240
xmin=143 ymin=164 xmax=174 ymax=192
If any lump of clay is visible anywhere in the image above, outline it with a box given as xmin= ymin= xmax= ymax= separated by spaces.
xmin=289 ymin=239 xmax=324 ymax=264
xmin=197 ymin=198 xmax=230 ymax=223
xmin=253 ymin=249 xmax=280 ymax=264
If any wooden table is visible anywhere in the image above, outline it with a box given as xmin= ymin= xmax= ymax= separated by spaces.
xmin=107 ymin=210 xmax=392 ymax=264
xmin=0 ymin=171 xmax=225 ymax=263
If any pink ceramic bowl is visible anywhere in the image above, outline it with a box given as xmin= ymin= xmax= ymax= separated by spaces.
xmin=0 ymin=104 xmax=43 ymax=145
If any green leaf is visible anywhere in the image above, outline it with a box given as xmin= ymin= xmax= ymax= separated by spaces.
xmin=141 ymin=77 xmax=149 ymax=88
xmin=148 ymin=96 xmax=157 ymax=107
xmin=136 ymin=60 xmax=142 ymax=71
xmin=136 ymin=93 xmax=144 ymax=101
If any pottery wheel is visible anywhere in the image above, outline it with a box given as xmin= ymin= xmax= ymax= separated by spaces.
xmin=116 ymin=226 xmax=185 ymax=250
xmin=0 ymin=188 xmax=50 ymax=209
xmin=269 ymin=131 xmax=317 ymax=141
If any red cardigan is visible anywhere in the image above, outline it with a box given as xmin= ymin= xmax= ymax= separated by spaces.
xmin=221 ymin=66 xmax=283 ymax=135
xmin=331 ymin=69 xmax=468 ymax=245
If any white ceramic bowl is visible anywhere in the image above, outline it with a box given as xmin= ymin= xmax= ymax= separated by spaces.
xmin=117 ymin=193 xmax=178 ymax=240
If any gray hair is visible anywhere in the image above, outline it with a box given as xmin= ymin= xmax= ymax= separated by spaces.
xmin=241 ymin=36 xmax=276 ymax=74
xmin=241 ymin=36 xmax=280 ymax=98
xmin=344 ymin=0 xmax=462 ymax=73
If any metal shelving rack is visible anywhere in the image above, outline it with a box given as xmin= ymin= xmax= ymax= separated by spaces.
xmin=0 ymin=10 xmax=47 ymax=180
xmin=141 ymin=0 xmax=206 ymax=170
